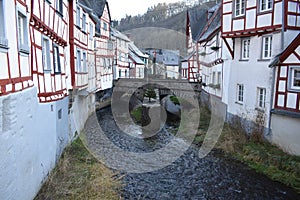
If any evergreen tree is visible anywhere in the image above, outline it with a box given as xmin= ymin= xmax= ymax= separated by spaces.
xmin=144 ymin=89 xmax=157 ymax=102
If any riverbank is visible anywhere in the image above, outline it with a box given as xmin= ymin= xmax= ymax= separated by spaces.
xmin=34 ymin=137 xmax=122 ymax=200
xmin=195 ymin=106 xmax=300 ymax=194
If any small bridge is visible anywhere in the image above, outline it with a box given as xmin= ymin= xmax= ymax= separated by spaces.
xmin=113 ymin=78 xmax=202 ymax=100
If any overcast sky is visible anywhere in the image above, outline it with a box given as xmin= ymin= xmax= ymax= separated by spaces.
xmin=107 ymin=0 xmax=181 ymax=20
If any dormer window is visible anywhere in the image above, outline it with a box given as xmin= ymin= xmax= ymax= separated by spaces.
xmin=234 ymin=0 xmax=245 ymax=17
xmin=259 ymin=0 xmax=273 ymax=12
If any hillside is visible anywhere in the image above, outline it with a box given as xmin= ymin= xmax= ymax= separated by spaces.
xmin=113 ymin=0 xmax=218 ymax=53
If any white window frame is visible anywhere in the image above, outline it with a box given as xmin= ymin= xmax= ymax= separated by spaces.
xmin=241 ymin=38 xmax=250 ymax=60
xmin=289 ymin=67 xmax=300 ymax=91
xmin=257 ymin=87 xmax=266 ymax=109
xmin=56 ymin=0 xmax=63 ymax=16
xmin=262 ymin=35 xmax=272 ymax=59
xmin=82 ymin=51 xmax=87 ymax=72
xmin=42 ymin=36 xmax=51 ymax=72
xmin=212 ymin=72 xmax=216 ymax=84
xmin=82 ymin=12 xmax=86 ymax=32
xmin=234 ymin=0 xmax=245 ymax=17
xmin=259 ymin=0 xmax=273 ymax=12
xmin=17 ymin=8 xmax=29 ymax=54
xmin=0 ymin=0 xmax=8 ymax=49
xmin=237 ymin=84 xmax=244 ymax=103
xmin=76 ymin=6 xmax=80 ymax=27
xmin=76 ymin=49 xmax=81 ymax=72
xmin=53 ymin=44 xmax=61 ymax=74
xmin=89 ymin=23 xmax=93 ymax=40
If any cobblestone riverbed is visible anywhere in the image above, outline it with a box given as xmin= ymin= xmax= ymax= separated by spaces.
xmin=83 ymin=107 xmax=300 ymax=200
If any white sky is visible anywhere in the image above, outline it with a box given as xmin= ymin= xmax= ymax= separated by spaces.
xmin=107 ymin=0 xmax=181 ymax=20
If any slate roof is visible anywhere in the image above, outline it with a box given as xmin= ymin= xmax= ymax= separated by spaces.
xmin=187 ymin=1 xmax=217 ymax=41
xmin=79 ymin=0 xmax=109 ymax=18
xmin=128 ymin=42 xmax=149 ymax=59
xmin=198 ymin=4 xmax=221 ymax=42
xmin=269 ymin=33 xmax=300 ymax=67
xmin=111 ymin=28 xmax=131 ymax=42
xmin=162 ymin=50 xmax=180 ymax=66
xmin=78 ymin=0 xmax=111 ymax=36
xmin=129 ymin=50 xmax=145 ymax=65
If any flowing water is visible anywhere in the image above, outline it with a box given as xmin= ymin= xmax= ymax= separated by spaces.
xmin=84 ymin=107 xmax=300 ymax=200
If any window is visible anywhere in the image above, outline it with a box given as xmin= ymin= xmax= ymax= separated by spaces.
xmin=76 ymin=6 xmax=80 ymax=27
xmin=234 ymin=0 xmax=245 ymax=17
xmin=241 ymin=38 xmax=250 ymax=60
xmin=217 ymin=72 xmax=221 ymax=85
xmin=260 ymin=0 xmax=272 ymax=12
xmin=76 ymin=49 xmax=81 ymax=72
xmin=82 ymin=51 xmax=87 ymax=72
xmin=42 ymin=37 xmax=51 ymax=72
xmin=289 ymin=67 xmax=300 ymax=91
xmin=56 ymin=0 xmax=63 ymax=15
xmin=17 ymin=11 xmax=29 ymax=54
xmin=237 ymin=84 xmax=244 ymax=103
xmin=89 ymin=23 xmax=93 ymax=40
xmin=257 ymin=88 xmax=266 ymax=109
xmin=0 ymin=0 xmax=8 ymax=49
xmin=103 ymin=22 xmax=107 ymax=31
xmin=53 ymin=45 xmax=61 ymax=74
xmin=212 ymin=72 xmax=216 ymax=84
xmin=82 ymin=13 xmax=86 ymax=32
xmin=58 ymin=109 xmax=62 ymax=120
xmin=262 ymin=35 xmax=272 ymax=59
xmin=94 ymin=40 xmax=97 ymax=49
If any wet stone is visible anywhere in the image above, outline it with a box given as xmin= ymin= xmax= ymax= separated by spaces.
xmin=84 ymin=107 xmax=300 ymax=200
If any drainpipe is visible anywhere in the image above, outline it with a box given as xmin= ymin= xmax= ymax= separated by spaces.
xmin=267 ymin=0 xmax=285 ymax=135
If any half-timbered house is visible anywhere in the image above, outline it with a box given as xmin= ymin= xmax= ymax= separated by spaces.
xmin=1 ymin=0 xmax=71 ymax=199
xmin=0 ymin=0 xmax=33 ymax=97
xmin=221 ymin=0 xmax=300 ymax=154
xmin=198 ymin=4 xmax=223 ymax=98
xmin=92 ymin=0 xmax=114 ymax=91
xmin=183 ymin=6 xmax=207 ymax=82
xmin=30 ymin=0 xmax=68 ymax=103
xmin=183 ymin=1 xmax=218 ymax=82
xmin=68 ymin=0 xmax=97 ymax=132
xmin=269 ymin=33 xmax=300 ymax=154
xmin=128 ymin=42 xmax=148 ymax=79
xmin=111 ymin=28 xmax=130 ymax=80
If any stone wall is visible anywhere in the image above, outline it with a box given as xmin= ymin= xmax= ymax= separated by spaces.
xmin=0 ymin=87 xmax=70 ymax=200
